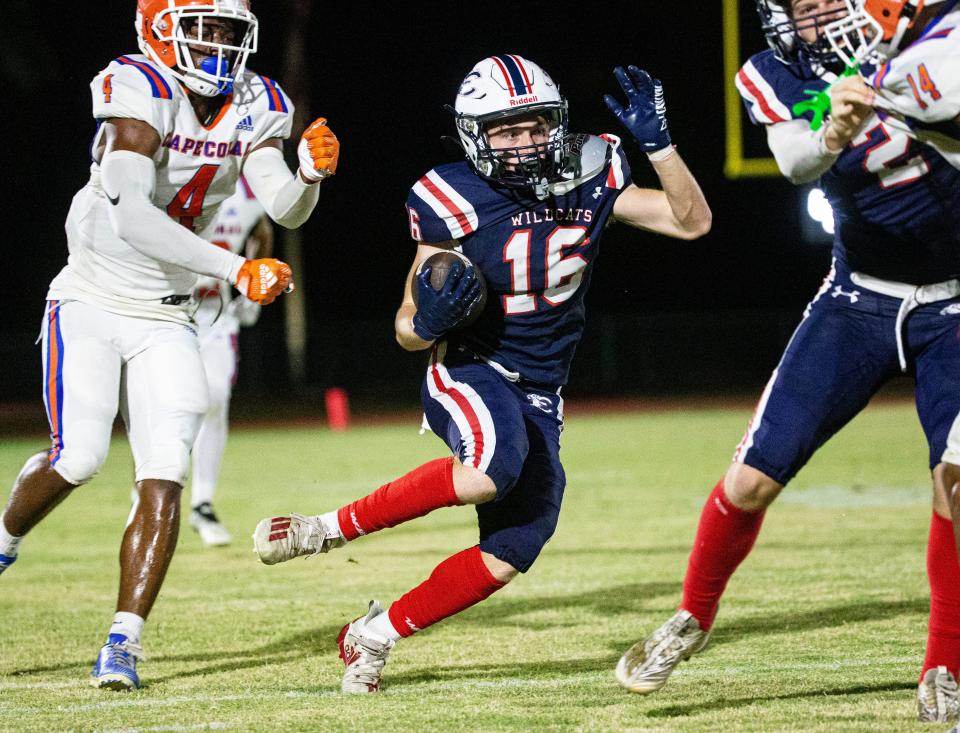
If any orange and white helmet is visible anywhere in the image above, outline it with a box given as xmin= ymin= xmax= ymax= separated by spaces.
xmin=825 ymin=0 xmax=947 ymax=65
xmin=136 ymin=0 xmax=258 ymax=97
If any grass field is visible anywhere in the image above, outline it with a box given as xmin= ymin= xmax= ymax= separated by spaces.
xmin=0 ymin=400 xmax=945 ymax=732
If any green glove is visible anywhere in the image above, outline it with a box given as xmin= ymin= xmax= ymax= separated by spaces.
xmin=792 ymin=65 xmax=860 ymax=131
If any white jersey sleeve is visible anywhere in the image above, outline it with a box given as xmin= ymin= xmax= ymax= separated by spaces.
xmin=871 ymin=14 xmax=960 ymax=123
xmin=90 ymin=56 xmax=177 ymax=140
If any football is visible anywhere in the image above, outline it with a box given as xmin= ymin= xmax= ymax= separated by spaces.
xmin=413 ymin=251 xmax=487 ymax=331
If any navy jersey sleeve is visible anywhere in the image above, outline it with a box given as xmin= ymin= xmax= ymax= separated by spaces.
xmin=599 ymin=134 xmax=633 ymax=192
xmin=405 ymin=165 xmax=480 ymax=243
xmin=734 ymin=50 xmax=827 ymax=127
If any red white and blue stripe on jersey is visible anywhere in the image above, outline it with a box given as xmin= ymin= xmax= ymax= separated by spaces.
xmin=257 ymin=75 xmax=289 ymax=112
xmin=412 ymin=170 xmax=479 ymax=239
xmin=491 ymin=55 xmax=534 ymax=96
xmin=44 ymin=301 xmax=65 ymax=466
xmin=115 ymin=56 xmax=173 ymax=99
xmin=735 ymin=58 xmax=791 ymax=125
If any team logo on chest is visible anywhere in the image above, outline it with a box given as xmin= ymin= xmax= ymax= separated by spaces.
xmin=511 ymin=207 xmax=594 ymax=226
xmin=163 ymin=133 xmax=250 ymax=159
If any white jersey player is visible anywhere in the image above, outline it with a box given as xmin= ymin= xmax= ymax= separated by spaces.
xmin=189 ymin=177 xmax=271 ymax=546
xmin=824 ymin=0 xmax=960 ymax=167
xmin=0 ymin=0 xmax=339 ymax=692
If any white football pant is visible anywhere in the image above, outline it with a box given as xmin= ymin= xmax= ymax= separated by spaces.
xmin=41 ymin=299 xmax=208 ymax=486
xmin=191 ymin=327 xmax=238 ymax=507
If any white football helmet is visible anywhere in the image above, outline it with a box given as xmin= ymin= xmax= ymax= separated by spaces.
xmin=452 ymin=55 xmax=570 ymax=198
xmin=825 ymin=0 xmax=946 ymax=66
xmin=136 ymin=0 xmax=259 ymax=97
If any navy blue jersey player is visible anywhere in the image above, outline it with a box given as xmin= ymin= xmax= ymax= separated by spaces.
xmin=253 ymin=54 xmax=711 ymax=694
xmin=616 ymin=0 xmax=960 ymax=723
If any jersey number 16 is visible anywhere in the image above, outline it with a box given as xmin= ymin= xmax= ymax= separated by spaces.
xmin=503 ymin=226 xmax=590 ymax=315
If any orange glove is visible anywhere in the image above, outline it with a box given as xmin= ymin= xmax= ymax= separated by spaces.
xmin=297 ymin=117 xmax=339 ymax=182
xmin=234 ymin=258 xmax=294 ymax=305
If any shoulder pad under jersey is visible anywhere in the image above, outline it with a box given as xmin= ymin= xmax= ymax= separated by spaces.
xmin=549 ymin=133 xmax=631 ymax=195
xmin=735 ymin=49 xmax=825 ymax=126
xmin=872 ymin=17 xmax=960 ymax=123
xmin=234 ymin=70 xmax=295 ymax=146
xmin=406 ymin=163 xmax=481 ymax=243
xmin=91 ymin=55 xmax=176 ymax=138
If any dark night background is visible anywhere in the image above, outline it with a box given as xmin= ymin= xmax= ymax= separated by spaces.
xmin=0 ymin=1 xmax=848 ymax=416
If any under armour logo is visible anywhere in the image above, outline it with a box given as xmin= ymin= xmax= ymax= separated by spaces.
xmin=831 ymin=285 xmax=860 ymax=303
xmin=528 ymin=394 xmax=553 ymax=413
xmin=941 ymin=303 xmax=960 ymax=316
xmin=593 ymin=186 xmax=602 ymax=199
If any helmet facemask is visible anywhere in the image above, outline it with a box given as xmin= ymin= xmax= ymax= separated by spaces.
xmin=756 ymin=0 xmax=849 ymax=69
xmin=824 ymin=0 xmax=935 ymax=67
xmin=456 ymin=103 xmax=571 ymax=200
xmin=138 ymin=1 xmax=259 ymax=97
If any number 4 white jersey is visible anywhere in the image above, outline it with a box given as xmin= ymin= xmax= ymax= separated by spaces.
xmin=47 ymin=54 xmax=293 ymax=323
xmin=870 ymin=9 xmax=960 ymax=168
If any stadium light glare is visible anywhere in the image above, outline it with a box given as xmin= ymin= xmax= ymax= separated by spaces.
xmin=806 ymin=187 xmax=835 ymax=236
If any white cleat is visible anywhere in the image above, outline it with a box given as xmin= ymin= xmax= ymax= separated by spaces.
xmin=918 ymin=665 xmax=960 ymax=723
xmin=252 ymin=513 xmax=345 ymax=565
xmin=337 ymin=600 xmax=395 ymax=694
xmin=190 ymin=502 xmax=232 ymax=547
xmin=615 ymin=609 xmax=710 ymax=694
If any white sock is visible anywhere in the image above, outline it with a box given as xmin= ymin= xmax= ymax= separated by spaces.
xmin=110 ymin=612 xmax=145 ymax=644
xmin=0 ymin=513 xmax=23 ymax=558
xmin=365 ymin=608 xmax=402 ymax=641
xmin=320 ymin=510 xmax=344 ymax=540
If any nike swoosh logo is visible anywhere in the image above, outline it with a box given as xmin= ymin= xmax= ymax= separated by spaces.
xmin=106 ymin=191 xmax=120 ymax=206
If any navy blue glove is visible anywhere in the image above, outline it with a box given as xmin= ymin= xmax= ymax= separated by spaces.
xmin=603 ymin=66 xmax=671 ymax=153
xmin=412 ymin=260 xmax=482 ymax=341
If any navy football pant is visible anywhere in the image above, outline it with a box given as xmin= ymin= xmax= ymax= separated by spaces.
xmin=736 ymin=258 xmax=960 ymax=485
xmin=422 ymin=348 xmax=564 ymax=573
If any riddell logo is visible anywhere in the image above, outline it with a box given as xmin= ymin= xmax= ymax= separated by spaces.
xmin=509 ymin=95 xmax=540 ymax=106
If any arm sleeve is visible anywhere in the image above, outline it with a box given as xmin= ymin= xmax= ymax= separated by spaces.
xmin=100 ymin=150 xmax=245 ymax=282
xmin=765 ymin=118 xmax=840 ymax=184
xmin=241 ymin=146 xmax=320 ymax=229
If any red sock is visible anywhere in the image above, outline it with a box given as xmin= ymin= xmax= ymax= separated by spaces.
xmin=680 ymin=479 xmax=766 ymax=631
xmin=922 ymin=512 xmax=960 ymax=680
xmin=387 ymin=546 xmax=505 ymax=637
xmin=337 ymin=457 xmax=460 ymax=541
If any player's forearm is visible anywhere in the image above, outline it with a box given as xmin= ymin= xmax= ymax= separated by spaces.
xmin=100 ymin=151 xmax=244 ymax=282
xmin=242 ymin=147 xmax=321 ymax=229
xmin=766 ymin=119 xmax=840 ymax=184
xmin=647 ymin=151 xmax=712 ymax=240
xmin=395 ymin=303 xmax=434 ymax=351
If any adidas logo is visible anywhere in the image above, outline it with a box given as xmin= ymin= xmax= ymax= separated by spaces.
xmin=235 ymin=115 xmax=254 ymax=132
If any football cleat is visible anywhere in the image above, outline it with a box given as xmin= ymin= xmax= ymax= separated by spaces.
xmin=252 ymin=513 xmax=344 ymax=565
xmin=615 ymin=609 xmax=710 ymax=694
xmin=917 ymin=665 xmax=960 ymax=723
xmin=190 ymin=502 xmax=232 ymax=547
xmin=337 ymin=600 xmax=395 ymax=694
xmin=90 ymin=634 xmax=143 ymax=691
xmin=0 ymin=553 xmax=16 ymax=575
